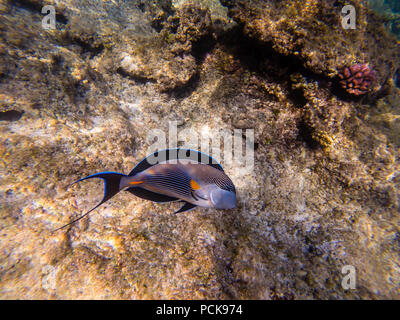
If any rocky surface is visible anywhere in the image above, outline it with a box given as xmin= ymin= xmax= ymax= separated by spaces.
xmin=221 ymin=0 xmax=399 ymax=95
xmin=0 ymin=0 xmax=399 ymax=299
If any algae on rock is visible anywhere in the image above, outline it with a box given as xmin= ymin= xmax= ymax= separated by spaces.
xmin=0 ymin=0 xmax=399 ymax=300
xmin=220 ymin=0 xmax=400 ymax=95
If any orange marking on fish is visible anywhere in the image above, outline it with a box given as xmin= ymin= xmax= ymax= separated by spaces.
xmin=129 ymin=181 xmax=144 ymax=185
xmin=190 ymin=179 xmax=201 ymax=190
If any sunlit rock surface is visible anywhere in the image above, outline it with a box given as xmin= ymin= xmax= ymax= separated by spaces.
xmin=0 ymin=0 xmax=399 ymax=299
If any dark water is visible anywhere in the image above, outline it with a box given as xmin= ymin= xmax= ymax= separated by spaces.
xmin=368 ymin=0 xmax=400 ymax=37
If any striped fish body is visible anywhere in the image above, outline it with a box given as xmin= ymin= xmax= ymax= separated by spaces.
xmin=120 ymin=161 xmax=236 ymax=209
xmin=56 ymin=149 xmax=236 ymax=231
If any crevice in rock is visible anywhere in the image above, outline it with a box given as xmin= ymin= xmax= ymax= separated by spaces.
xmin=297 ymin=120 xmax=321 ymax=150
xmin=216 ymin=25 xmax=335 ymax=97
xmin=116 ymin=67 xmax=156 ymax=84
xmin=191 ymin=34 xmax=217 ymax=64
xmin=12 ymin=0 xmax=43 ymax=12
xmin=150 ymin=9 xmax=175 ymax=33
xmin=288 ymin=88 xmax=308 ymax=109
xmin=165 ymin=72 xmax=200 ymax=99
xmin=70 ymin=37 xmax=104 ymax=59
xmin=49 ymin=54 xmax=66 ymax=75
xmin=151 ymin=17 xmax=166 ymax=33
xmin=58 ymin=33 xmax=105 ymax=59
xmin=55 ymin=11 xmax=68 ymax=25
xmin=137 ymin=2 xmax=146 ymax=13
xmin=0 ymin=110 xmax=24 ymax=121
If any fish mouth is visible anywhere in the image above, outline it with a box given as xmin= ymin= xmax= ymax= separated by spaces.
xmin=210 ymin=188 xmax=236 ymax=209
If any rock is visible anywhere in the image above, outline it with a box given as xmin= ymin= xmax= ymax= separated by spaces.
xmin=163 ymin=4 xmax=213 ymax=54
xmin=220 ymin=0 xmax=400 ymax=94
xmin=0 ymin=0 xmax=399 ymax=300
xmin=117 ymin=40 xmax=197 ymax=91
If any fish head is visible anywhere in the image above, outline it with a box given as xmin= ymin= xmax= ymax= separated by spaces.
xmin=210 ymin=187 xmax=236 ymax=209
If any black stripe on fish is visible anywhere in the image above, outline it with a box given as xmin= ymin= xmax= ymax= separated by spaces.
xmin=126 ymin=187 xmax=179 ymax=203
xmin=146 ymin=171 xmax=193 ymax=198
xmin=143 ymin=169 xmax=207 ymax=204
xmin=126 ymin=171 xmax=192 ymax=202
xmin=191 ymin=191 xmax=198 ymax=201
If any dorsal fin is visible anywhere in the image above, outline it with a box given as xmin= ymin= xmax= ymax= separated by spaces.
xmin=128 ymin=148 xmax=224 ymax=177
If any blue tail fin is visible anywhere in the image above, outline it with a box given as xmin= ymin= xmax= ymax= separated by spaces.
xmin=54 ymin=172 xmax=126 ymax=232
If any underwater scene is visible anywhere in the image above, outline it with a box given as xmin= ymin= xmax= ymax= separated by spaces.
xmin=0 ymin=0 xmax=399 ymax=300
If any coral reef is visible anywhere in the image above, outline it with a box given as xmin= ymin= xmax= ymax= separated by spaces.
xmin=0 ymin=0 xmax=399 ymax=300
xmin=338 ymin=64 xmax=376 ymax=95
xmin=115 ymin=3 xmax=215 ymax=91
xmin=163 ymin=4 xmax=213 ymax=54
xmin=220 ymin=0 xmax=400 ymax=95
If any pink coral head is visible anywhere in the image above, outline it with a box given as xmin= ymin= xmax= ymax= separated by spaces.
xmin=338 ymin=63 xmax=376 ymax=96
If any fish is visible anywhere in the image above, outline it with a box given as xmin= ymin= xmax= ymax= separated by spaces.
xmin=55 ymin=149 xmax=236 ymax=231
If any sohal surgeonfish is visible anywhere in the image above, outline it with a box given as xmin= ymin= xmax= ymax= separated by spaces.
xmin=55 ymin=149 xmax=236 ymax=231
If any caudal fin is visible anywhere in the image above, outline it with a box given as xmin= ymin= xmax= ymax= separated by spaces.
xmin=54 ymin=172 xmax=126 ymax=232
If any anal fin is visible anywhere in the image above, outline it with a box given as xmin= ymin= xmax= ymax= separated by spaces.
xmin=175 ymin=202 xmax=197 ymax=214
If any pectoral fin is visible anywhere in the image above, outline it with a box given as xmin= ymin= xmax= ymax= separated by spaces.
xmin=174 ymin=201 xmax=197 ymax=214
